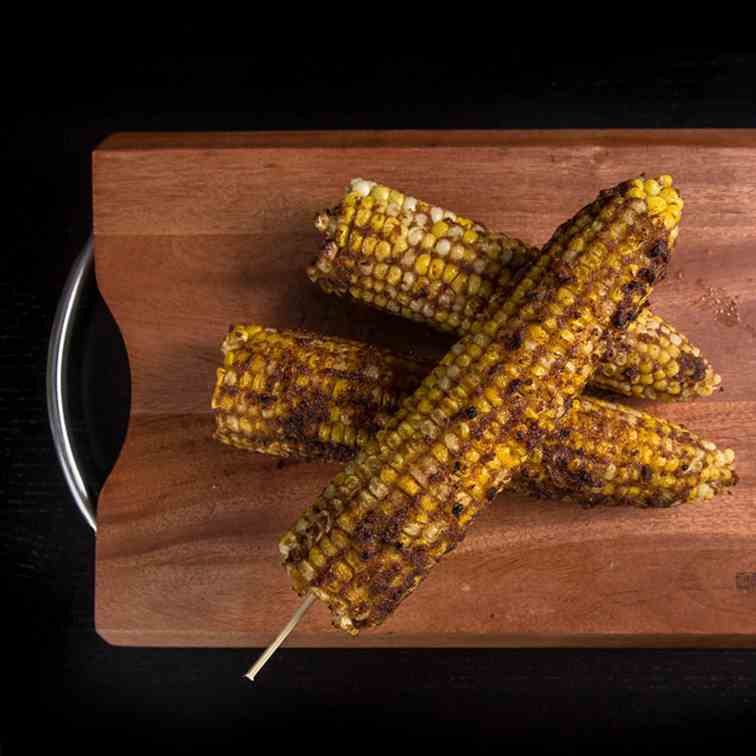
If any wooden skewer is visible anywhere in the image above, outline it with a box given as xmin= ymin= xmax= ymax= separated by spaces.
xmin=245 ymin=594 xmax=315 ymax=682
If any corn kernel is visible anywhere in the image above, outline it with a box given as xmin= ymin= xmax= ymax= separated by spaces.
xmin=331 ymin=423 xmax=345 ymax=444
xmin=381 ymin=217 xmax=399 ymax=239
xmin=557 ymin=287 xmax=575 ymax=306
xmin=421 ymin=233 xmax=436 ymax=251
xmin=355 ymin=207 xmax=372 ymax=228
xmin=391 ymin=235 xmax=408 ymax=255
xmin=386 ymin=265 xmax=402 ymax=286
xmin=646 ymin=196 xmax=667 ymax=216
xmin=398 ymin=475 xmax=420 ymax=497
xmin=414 ymin=254 xmax=431 ymax=276
xmin=431 ymin=221 xmax=449 ymax=238
xmin=371 ymin=185 xmax=389 ymax=202
xmin=375 ymin=241 xmax=391 ymax=260
xmin=429 ymin=258 xmax=445 ymax=280
xmin=660 ymin=186 xmax=680 ymax=204
xmin=451 ymin=273 xmax=468 ymax=293
xmin=435 ymin=238 xmax=451 ymax=257
xmin=405 ymin=227 xmax=423 ymax=247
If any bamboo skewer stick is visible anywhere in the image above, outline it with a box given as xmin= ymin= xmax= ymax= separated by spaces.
xmin=245 ymin=594 xmax=315 ymax=682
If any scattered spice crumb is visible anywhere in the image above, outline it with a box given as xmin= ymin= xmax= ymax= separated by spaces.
xmin=695 ymin=278 xmax=741 ymax=327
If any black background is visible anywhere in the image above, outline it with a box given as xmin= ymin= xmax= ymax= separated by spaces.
xmin=8 ymin=50 xmax=756 ymax=749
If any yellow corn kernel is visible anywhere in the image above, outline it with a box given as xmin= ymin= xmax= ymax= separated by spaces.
xmin=398 ymin=475 xmax=420 ymax=497
xmin=431 ymin=221 xmax=449 ymax=238
xmin=331 ymin=423 xmax=345 ymax=444
xmin=382 ymin=217 xmax=400 ymax=238
xmin=431 ymin=443 xmax=448 ymax=464
xmin=374 ymin=241 xmax=392 ymax=261
xmin=646 ymin=196 xmax=667 ymax=216
xmin=386 ymin=266 xmax=403 ymax=286
xmin=370 ymin=214 xmax=385 ymax=234
xmin=392 ymin=238 xmax=409 ymax=256
xmin=429 ymin=258 xmax=445 ymax=280
xmin=557 ymin=287 xmax=575 ymax=306
xmin=451 ymin=273 xmax=468 ymax=293
xmin=415 ymin=254 xmax=431 ymax=276
xmin=658 ymin=188 xmax=677 ymax=207
xmin=355 ymin=207 xmax=372 ymax=228
xmin=421 ymin=233 xmax=436 ymax=251
xmin=371 ymin=185 xmax=389 ymax=202
xmin=442 ymin=264 xmax=460 ymax=285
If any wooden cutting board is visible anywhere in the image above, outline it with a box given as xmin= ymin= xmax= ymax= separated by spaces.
xmin=93 ymin=131 xmax=756 ymax=647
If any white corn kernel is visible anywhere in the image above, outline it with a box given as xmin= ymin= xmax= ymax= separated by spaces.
xmin=353 ymin=179 xmax=371 ymax=197
xmin=408 ymin=228 xmax=424 ymax=247
xmin=435 ymin=238 xmax=451 ymax=257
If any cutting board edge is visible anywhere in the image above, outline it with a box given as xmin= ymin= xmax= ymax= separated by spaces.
xmin=94 ymin=129 xmax=756 ymax=153
xmin=94 ymin=626 xmax=756 ymax=649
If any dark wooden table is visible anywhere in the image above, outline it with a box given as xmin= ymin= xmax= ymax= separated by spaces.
xmin=7 ymin=52 xmax=756 ymax=747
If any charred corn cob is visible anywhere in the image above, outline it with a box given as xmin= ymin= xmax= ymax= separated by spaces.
xmin=309 ymin=178 xmax=720 ymax=401
xmin=214 ymin=325 xmax=736 ymax=507
xmin=212 ymin=325 xmax=427 ymax=461
xmin=514 ymin=394 xmax=736 ymax=507
xmin=282 ymin=175 xmax=681 ymax=634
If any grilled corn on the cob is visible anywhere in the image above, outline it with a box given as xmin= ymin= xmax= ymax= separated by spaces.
xmin=282 ymin=175 xmax=682 ymax=634
xmin=212 ymin=325 xmax=427 ymax=461
xmin=214 ymin=325 xmax=736 ymax=507
xmin=309 ymin=178 xmax=719 ymax=401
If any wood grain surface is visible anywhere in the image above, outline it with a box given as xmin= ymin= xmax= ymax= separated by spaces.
xmin=93 ymin=130 xmax=756 ymax=647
